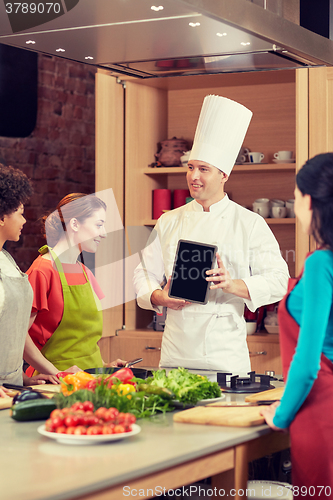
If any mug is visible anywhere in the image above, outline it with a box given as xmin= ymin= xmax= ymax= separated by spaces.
xmin=274 ymin=150 xmax=293 ymax=161
xmin=270 ymin=199 xmax=285 ymax=207
xmin=286 ymin=199 xmax=295 ymax=218
xmin=249 ymin=152 xmax=264 ymax=163
xmin=271 ymin=206 xmax=287 ymax=218
xmin=253 ymin=198 xmax=270 ymax=218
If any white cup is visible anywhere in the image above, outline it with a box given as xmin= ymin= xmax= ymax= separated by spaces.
xmin=249 ymin=152 xmax=264 ymax=163
xmin=274 ymin=151 xmax=293 ymax=161
xmin=236 ymin=147 xmax=250 ymax=164
xmin=271 ymin=206 xmax=287 ymax=218
xmin=253 ymin=198 xmax=270 ymax=218
xmin=270 ymin=199 xmax=285 ymax=207
xmin=286 ymin=199 xmax=295 ymax=218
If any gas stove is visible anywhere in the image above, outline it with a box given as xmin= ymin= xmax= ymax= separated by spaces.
xmin=217 ymin=371 xmax=275 ymax=393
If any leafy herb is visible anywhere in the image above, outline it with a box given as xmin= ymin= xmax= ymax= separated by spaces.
xmin=145 ymin=367 xmax=221 ymax=406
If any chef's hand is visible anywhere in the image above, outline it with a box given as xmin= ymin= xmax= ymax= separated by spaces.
xmin=206 ymin=253 xmax=250 ymax=299
xmin=151 ymin=277 xmax=191 ymax=311
xmin=64 ymin=365 xmax=82 ymax=374
xmin=104 ymin=359 xmax=127 ymax=368
xmin=260 ymin=401 xmax=287 ymax=432
xmin=0 ymin=386 xmax=10 ymax=398
xmin=24 ymin=373 xmax=60 ymax=385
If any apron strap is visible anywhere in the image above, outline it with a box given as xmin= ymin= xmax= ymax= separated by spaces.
xmin=45 ymin=247 xmax=88 ymax=287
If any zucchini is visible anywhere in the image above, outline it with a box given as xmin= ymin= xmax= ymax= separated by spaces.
xmin=11 ymin=399 xmax=57 ymax=421
xmin=136 ymin=384 xmax=174 ymax=399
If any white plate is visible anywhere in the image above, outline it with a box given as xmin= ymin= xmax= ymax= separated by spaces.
xmin=37 ymin=424 xmax=141 ymax=445
xmin=172 ymin=395 xmax=225 ymax=409
xmin=272 ymin=159 xmax=295 ymax=164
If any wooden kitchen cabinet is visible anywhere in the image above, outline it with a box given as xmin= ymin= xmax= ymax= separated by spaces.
xmin=247 ymin=333 xmax=282 ymax=375
xmin=95 ymin=66 xmax=333 ymax=357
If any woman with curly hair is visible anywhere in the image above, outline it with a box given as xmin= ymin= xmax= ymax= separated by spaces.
xmin=0 ymin=164 xmax=59 ymax=397
xmin=26 ymin=193 xmax=124 ymax=373
xmin=261 ymin=153 xmax=333 ymax=495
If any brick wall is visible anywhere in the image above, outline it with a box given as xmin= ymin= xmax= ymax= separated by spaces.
xmin=0 ymin=54 xmax=97 ymax=271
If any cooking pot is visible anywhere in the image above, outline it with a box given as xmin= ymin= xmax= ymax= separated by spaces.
xmin=85 ymin=367 xmax=149 ymax=379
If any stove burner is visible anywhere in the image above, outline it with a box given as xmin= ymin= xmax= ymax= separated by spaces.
xmin=217 ymin=371 xmax=275 ymax=393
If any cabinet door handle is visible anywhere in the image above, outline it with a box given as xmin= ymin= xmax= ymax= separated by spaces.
xmin=249 ymin=351 xmax=267 ymax=356
xmin=145 ymin=346 xmax=161 ymax=351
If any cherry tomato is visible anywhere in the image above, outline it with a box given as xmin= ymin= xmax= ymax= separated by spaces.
xmin=50 ymin=409 xmax=64 ymax=420
xmin=55 ymin=425 xmax=67 ymax=434
xmin=51 ymin=416 xmax=65 ymax=429
xmin=64 ymin=414 xmax=80 ymax=427
xmin=116 ymin=412 xmax=127 ymax=424
xmin=86 ymin=379 xmax=97 ymax=391
xmin=87 ymin=415 xmax=100 ymax=426
xmin=113 ymin=424 xmax=126 ymax=434
xmin=86 ymin=425 xmax=103 ymax=435
xmin=66 ymin=426 xmax=76 ymax=435
xmin=82 ymin=401 xmax=94 ymax=412
xmin=104 ymin=408 xmax=119 ymax=422
xmin=70 ymin=402 xmax=84 ymax=412
xmin=94 ymin=407 xmax=108 ymax=420
xmin=102 ymin=424 xmax=115 ymax=435
xmin=122 ymin=413 xmax=136 ymax=425
xmin=74 ymin=426 xmax=87 ymax=435
xmin=45 ymin=418 xmax=54 ymax=432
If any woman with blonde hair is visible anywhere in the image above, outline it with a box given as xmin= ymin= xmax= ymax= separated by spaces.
xmin=26 ymin=193 xmax=124 ymax=374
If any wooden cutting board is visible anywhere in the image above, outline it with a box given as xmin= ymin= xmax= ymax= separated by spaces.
xmin=0 ymin=385 xmax=61 ymax=410
xmin=244 ymin=387 xmax=284 ymax=403
xmin=173 ymin=406 xmax=265 ymax=427
xmin=0 ymin=396 xmax=14 ymax=410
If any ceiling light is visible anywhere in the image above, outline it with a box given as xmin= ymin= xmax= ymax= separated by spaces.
xmin=56 ymin=48 xmax=65 ymax=52
xmin=25 ymin=40 xmax=36 ymax=44
xmin=216 ymin=33 xmax=227 ymax=37
xmin=189 ymin=22 xmax=200 ymax=27
xmin=85 ymin=56 xmax=94 ymax=60
xmin=151 ymin=5 xmax=163 ymax=11
xmin=241 ymin=42 xmax=251 ymax=46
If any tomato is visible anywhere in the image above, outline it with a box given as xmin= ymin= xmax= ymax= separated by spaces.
xmin=113 ymin=424 xmax=126 ymax=434
xmin=86 ymin=425 xmax=103 ymax=435
xmin=55 ymin=425 xmax=67 ymax=434
xmin=70 ymin=402 xmax=84 ymax=412
xmin=82 ymin=401 xmax=94 ymax=412
xmin=116 ymin=412 xmax=127 ymax=424
xmin=74 ymin=426 xmax=87 ymax=435
xmin=87 ymin=415 xmax=100 ymax=426
xmin=51 ymin=416 xmax=65 ymax=429
xmin=60 ymin=407 xmax=70 ymax=415
xmin=102 ymin=424 xmax=115 ymax=435
xmin=66 ymin=426 xmax=76 ymax=435
xmin=86 ymin=379 xmax=97 ymax=391
xmin=122 ymin=413 xmax=136 ymax=425
xmin=56 ymin=371 xmax=74 ymax=379
xmin=64 ymin=414 xmax=80 ymax=428
xmin=94 ymin=407 xmax=108 ymax=420
xmin=50 ymin=409 xmax=64 ymax=420
xmin=45 ymin=418 xmax=54 ymax=432
xmin=104 ymin=408 xmax=119 ymax=422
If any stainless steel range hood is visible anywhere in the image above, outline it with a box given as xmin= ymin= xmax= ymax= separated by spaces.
xmin=0 ymin=0 xmax=332 ymax=78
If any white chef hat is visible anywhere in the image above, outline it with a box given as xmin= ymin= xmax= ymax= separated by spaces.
xmin=189 ymin=95 xmax=253 ymax=176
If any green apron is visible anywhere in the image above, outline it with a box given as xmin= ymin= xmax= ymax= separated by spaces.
xmin=40 ymin=247 xmax=103 ymax=371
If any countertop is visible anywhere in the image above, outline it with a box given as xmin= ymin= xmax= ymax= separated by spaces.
xmin=0 ymin=381 xmax=284 ymax=500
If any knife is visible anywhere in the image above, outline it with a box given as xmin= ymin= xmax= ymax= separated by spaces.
xmin=3 ymin=383 xmax=58 ymax=395
xmin=205 ymin=400 xmax=279 ymax=407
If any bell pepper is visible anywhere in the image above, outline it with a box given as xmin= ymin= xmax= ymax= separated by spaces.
xmin=109 ymin=368 xmax=135 ymax=384
xmin=60 ymin=372 xmax=95 ymax=396
xmin=117 ymin=383 xmax=136 ymax=399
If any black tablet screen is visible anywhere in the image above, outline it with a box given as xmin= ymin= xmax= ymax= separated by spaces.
xmin=168 ymin=240 xmax=217 ymax=304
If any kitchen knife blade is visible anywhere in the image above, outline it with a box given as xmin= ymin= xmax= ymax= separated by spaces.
xmin=3 ymin=383 xmax=58 ymax=395
xmin=205 ymin=400 xmax=279 ymax=407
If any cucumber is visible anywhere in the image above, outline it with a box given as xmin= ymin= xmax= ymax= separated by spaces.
xmin=11 ymin=399 xmax=57 ymax=421
xmin=136 ymin=384 xmax=174 ymax=399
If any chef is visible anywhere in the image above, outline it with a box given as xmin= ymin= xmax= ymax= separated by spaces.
xmin=134 ymin=95 xmax=289 ymax=374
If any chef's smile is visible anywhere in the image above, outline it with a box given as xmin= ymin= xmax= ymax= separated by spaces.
xmin=187 ymin=160 xmax=228 ymax=209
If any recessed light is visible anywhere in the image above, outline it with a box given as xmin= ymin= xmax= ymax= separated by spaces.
xmin=56 ymin=48 xmax=65 ymax=52
xmin=151 ymin=5 xmax=163 ymax=11
xmin=189 ymin=22 xmax=200 ymax=27
xmin=241 ymin=42 xmax=251 ymax=46
xmin=25 ymin=40 xmax=36 ymax=45
xmin=216 ymin=32 xmax=227 ymax=37
xmin=85 ymin=56 xmax=94 ymax=60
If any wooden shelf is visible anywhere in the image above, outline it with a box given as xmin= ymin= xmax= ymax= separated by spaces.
xmin=143 ymin=217 xmax=295 ymax=227
xmin=143 ymin=163 xmax=296 ymax=175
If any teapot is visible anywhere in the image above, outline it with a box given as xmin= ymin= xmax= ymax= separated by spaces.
xmin=155 ymin=137 xmax=189 ymax=167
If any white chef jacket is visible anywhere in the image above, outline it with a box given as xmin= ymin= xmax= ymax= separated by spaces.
xmin=133 ymin=195 xmax=289 ymax=374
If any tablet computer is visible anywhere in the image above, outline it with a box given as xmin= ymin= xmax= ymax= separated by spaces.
xmin=168 ymin=239 xmax=217 ymax=305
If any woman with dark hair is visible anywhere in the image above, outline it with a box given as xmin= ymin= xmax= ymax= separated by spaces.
xmin=261 ymin=152 xmax=333 ymax=494
xmin=26 ymin=193 xmax=124 ymax=373
xmin=0 ymin=164 xmax=59 ymax=396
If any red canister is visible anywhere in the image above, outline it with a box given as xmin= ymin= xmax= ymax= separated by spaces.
xmin=173 ymin=189 xmax=190 ymax=209
xmin=153 ymin=189 xmax=171 ymax=219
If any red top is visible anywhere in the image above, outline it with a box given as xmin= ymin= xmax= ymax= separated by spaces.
xmin=27 ymin=255 xmax=104 ymax=350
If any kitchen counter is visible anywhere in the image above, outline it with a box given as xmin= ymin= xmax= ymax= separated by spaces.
xmin=0 ymin=381 xmax=289 ymax=500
